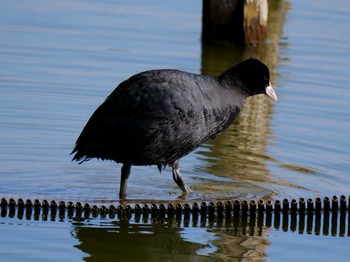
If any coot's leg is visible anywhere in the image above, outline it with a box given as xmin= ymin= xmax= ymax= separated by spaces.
xmin=171 ymin=160 xmax=192 ymax=193
xmin=119 ymin=163 xmax=131 ymax=199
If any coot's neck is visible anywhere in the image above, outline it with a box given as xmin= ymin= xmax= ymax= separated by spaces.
xmin=218 ymin=67 xmax=251 ymax=98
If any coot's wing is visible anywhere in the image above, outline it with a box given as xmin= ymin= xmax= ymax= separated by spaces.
xmin=72 ymin=70 xmax=207 ymax=164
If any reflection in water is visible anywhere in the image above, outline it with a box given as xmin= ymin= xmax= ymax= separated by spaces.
xmin=73 ymin=219 xmax=262 ymax=261
xmin=197 ymin=0 xmax=291 ymax=199
xmin=71 ymin=211 xmax=350 ymax=260
xmin=74 ymin=221 xmax=205 ymax=261
xmin=1 ymin=203 xmax=349 ymax=261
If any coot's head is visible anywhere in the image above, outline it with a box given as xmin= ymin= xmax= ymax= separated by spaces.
xmin=221 ymin=58 xmax=277 ymax=102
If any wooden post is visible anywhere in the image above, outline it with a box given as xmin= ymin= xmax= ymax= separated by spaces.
xmin=202 ymin=0 xmax=244 ymax=44
xmin=244 ymin=0 xmax=268 ymax=45
xmin=202 ymin=0 xmax=268 ymax=45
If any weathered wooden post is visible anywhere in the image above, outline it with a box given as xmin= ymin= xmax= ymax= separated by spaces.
xmin=244 ymin=0 xmax=268 ymax=45
xmin=202 ymin=0 xmax=268 ymax=45
xmin=202 ymin=0 xmax=244 ymax=43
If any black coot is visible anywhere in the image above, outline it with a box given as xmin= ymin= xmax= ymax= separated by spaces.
xmin=72 ymin=58 xmax=277 ymax=198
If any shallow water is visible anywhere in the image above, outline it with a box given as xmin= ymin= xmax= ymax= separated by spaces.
xmin=1 ymin=0 xmax=350 ymax=260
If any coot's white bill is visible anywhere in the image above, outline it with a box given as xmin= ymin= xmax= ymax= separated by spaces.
xmin=266 ymin=83 xmax=277 ymax=102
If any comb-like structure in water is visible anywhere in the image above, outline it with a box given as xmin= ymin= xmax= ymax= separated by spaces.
xmin=1 ymin=196 xmax=350 ymax=237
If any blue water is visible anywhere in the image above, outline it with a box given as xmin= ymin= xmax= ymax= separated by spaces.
xmin=1 ymin=0 xmax=350 ymax=261
xmin=268 ymin=0 xmax=350 ymax=199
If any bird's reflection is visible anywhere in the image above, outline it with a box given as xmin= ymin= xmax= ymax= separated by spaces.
xmin=1 ymin=203 xmax=349 ymax=260
xmin=69 ymin=209 xmax=348 ymax=261
xmin=73 ymin=220 xmax=203 ymax=261
xmin=71 ymin=213 xmax=267 ymax=261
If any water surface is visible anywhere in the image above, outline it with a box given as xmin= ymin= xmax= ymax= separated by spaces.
xmin=1 ymin=0 xmax=350 ymax=260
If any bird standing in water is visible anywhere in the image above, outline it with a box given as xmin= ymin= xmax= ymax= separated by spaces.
xmin=72 ymin=58 xmax=277 ymax=199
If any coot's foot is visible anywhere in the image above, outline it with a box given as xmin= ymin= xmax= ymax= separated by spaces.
xmin=171 ymin=160 xmax=192 ymax=193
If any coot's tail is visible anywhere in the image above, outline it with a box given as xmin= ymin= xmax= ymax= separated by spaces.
xmin=71 ymin=141 xmax=113 ymax=163
xmin=71 ymin=146 xmax=90 ymax=163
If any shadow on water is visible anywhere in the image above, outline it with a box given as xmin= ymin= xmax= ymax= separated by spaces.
xmin=195 ymin=0 xmax=292 ymax=199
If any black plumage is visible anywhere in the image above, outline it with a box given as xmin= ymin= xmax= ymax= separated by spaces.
xmin=72 ymin=58 xmax=277 ymax=198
